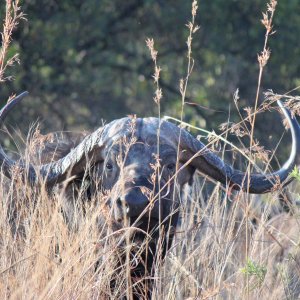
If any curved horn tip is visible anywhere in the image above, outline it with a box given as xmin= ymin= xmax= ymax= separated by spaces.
xmin=0 ymin=91 xmax=29 ymax=117
xmin=10 ymin=91 xmax=29 ymax=103
xmin=276 ymin=99 xmax=283 ymax=107
xmin=18 ymin=91 xmax=29 ymax=97
xmin=277 ymin=100 xmax=291 ymax=119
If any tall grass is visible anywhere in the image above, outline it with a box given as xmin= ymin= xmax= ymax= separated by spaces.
xmin=1 ymin=0 xmax=300 ymax=299
xmin=0 ymin=0 xmax=23 ymax=83
xmin=1 ymin=147 xmax=300 ymax=299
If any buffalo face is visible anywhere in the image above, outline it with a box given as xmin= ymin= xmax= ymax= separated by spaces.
xmin=92 ymin=136 xmax=194 ymax=248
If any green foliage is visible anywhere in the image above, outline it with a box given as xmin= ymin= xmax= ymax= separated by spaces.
xmin=241 ymin=259 xmax=267 ymax=288
xmin=290 ymin=166 xmax=300 ymax=182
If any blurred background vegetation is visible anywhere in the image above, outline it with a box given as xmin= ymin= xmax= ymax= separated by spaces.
xmin=0 ymin=0 xmax=300 ymax=155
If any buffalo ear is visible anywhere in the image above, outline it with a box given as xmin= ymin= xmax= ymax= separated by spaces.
xmin=72 ymin=171 xmax=93 ymax=202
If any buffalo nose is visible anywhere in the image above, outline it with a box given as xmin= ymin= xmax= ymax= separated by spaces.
xmin=117 ymin=189 xmax=149 ymax=218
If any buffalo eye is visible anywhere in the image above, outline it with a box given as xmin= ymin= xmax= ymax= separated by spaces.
xmin=166 ymin=163 xmax=176 ymax=173
xmin=106 ymin=162 xmax=113 ymax=171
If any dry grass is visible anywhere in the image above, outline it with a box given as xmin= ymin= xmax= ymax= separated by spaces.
xmin=0 ymin=153 xmax=300 ymax=299
xmin=0 ymin=0 xmax=23 ymax=83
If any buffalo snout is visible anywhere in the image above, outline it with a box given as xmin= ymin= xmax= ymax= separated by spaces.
xmin=117 ymin=188 xmax=149 ymax=218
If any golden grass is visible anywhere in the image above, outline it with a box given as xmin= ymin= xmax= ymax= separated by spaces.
xmin=0 ymin=159 xmax=299 ymax=299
